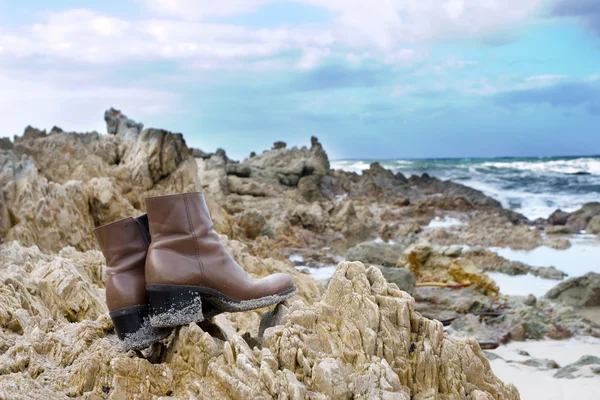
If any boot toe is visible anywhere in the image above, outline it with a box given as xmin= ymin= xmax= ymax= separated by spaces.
xmin=261 ymin=273 xmax=296 ymax=296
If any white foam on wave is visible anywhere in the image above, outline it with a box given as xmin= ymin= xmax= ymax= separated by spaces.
xmin=481 ymin=158 xmax=600 ymax=175
xmin=330 ymin=160 xmax=372 ymax=174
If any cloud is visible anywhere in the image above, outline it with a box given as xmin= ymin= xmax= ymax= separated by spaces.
xmin=551 ymin=0 xmax=600 ymax=35
xmin=493 ymin=80 xmax=600 ymax=114
xmin=290 ymin=63 xmax=391 ymax=91
xmin=0 ymin=9 xmax=334 ymax=68
xmin=142 ymin=0 xmax=546 ymax=50
xmin=0 ymin=68 xmax=177 ymax=136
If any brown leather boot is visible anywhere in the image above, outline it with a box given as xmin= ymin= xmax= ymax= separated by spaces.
xmin=94 ymin=215 xmax=171 ymax=350
xmin=145 ymin=192 xmax=297 ymax=328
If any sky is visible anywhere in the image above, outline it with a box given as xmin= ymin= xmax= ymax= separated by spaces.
xmin=0 ymin=0 xmax=599 ymax=160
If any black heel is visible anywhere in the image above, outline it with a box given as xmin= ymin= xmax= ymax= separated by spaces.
xmin=109 ymin=304 xmax=171 ymax=351
xmin=147 ymin=284 xmax=204 ymax=328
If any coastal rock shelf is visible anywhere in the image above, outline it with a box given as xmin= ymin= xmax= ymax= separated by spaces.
xmin=0 ymin=247 xmax=519 ymax=399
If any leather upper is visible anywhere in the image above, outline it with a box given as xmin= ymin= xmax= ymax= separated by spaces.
xmin=94 ymin=216 xmax=150 ymax=312
xmin=145 ymin=192 xmax=295 ymax=301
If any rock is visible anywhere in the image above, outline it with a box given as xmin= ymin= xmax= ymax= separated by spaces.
xmin=103 ymin=107 xmax=143 ymax=138
xmin=553 ymin=355 xmax=600 ymax=379
xmin=346 ymin=239 xmax=414 ymax=267
xmin=566 ymin=202 xmax=600 ymax=232
xmin=545 ymin=225 xmax=574 ymax=235
xmin=297 ymin=174 xmax=323 ymax=201
xmin=290 ymin=203 xmax=328 ymax=233
xmin=517 ymin=350 xmax=530 ymax=356
xmin=225 ymin=163 xmax=251 ymax=178
xmin=0 ymin=137 xmax=13 ymax=150
xmin=547 ymin=209 xmax=570 ymax=226
xmin=520 ymin=358 xmax=560 ymax=370
xmin=191 ymin=147 xmax=210 ymax=159
xmin=1 ymin=110 xmax=198 ymax=252
xmin=546 ymin=272 xmax=600 ymax=307
xmin=531 ymin=266 xmax=568 ymax=280
xmin=234 ymin=210 xmax=267 ymax=240
xmin=375 ymin=266 xmax=416 ymax=294
xmin=227 ymin=176 xmax=280 ymax=197
xmin=0 ymin=254 xmax=519 ymax=399
xmin=272 ymin=141 xmax=286 ymax=150
xmin=524 ymin=294 xmax=537 ymax=306
xmin=587 ymin=215 xmax=600 ymax=234
xmin=508 ymin=323 xmax=526 ymax=341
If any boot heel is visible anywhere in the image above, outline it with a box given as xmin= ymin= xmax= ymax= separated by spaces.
xmin=147 ymin=284 xmax=205 ymax=328
xmin=109 ymin=304 xmax=171 ymax=351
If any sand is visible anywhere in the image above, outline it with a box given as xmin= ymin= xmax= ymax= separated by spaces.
xmin=487 ymin=337 xmax=600 ymax=400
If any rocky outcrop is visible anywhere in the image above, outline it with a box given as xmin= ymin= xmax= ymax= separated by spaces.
xmin=546 ymin=272 xmax=600 ymax=307
xmin=545 ymin=202 xmax=600 ymax=234
xmin=0 ymin=109 xmax=198 ymax=252
xmin=0 ymin=250 xmax=520 ymax=399
xmin=346 ymin=238 xmax=415 ymax=267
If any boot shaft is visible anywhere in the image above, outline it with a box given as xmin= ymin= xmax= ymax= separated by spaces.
xmin=93 ymin=215 xmax=150 ymax=311
xmin=145 ymin=192 xmax=295 ymax=302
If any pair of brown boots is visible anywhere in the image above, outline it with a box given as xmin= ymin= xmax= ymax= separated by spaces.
xmin=94 ymin=192 xmax=297 ymax=351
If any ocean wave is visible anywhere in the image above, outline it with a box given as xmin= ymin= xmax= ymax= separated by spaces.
xmin=479 ymin=158 xmax=600 ymax=175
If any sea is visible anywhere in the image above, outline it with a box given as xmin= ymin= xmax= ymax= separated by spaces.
xmin=331 ymin=156 xmax=600 ymax=221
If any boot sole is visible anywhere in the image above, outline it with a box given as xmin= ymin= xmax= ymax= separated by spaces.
xmin=146 ymin=284 xmax=297 ymax=329
xmin=109 ymin=304 xmax=172 ymax=351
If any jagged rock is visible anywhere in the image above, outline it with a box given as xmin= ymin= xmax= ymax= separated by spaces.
xmin=234 ymin=210 xmax=267 ymax=240
xmin=553 ymin=355 xmax=600 ymax=379
xmin=272 ymin=141 xmax=286 ymax=150
xmin=376 ymin=265 xmax=416 ymax=294
xmin=0 ymin=137 xmax=13 ymax=150
xmin=566 ymin=202 xmax=600 ymax=232
xmin=297 ymin=174 xmax=323 ymax=201
xmin=290 ymin=203 xmax=328 ymax=233
xmin=587 ymin=215 xmax=600 ymax=234
xmin=346 ymin=239 xmax=414 ymax=267
xmin=547 ymin=209 xmax=570 ymax=226
xmin=225 ymin=163 xmax=252 ymax=178
xmin=546 ymin=272 xmax=600 ymax=307
xmin=104 ymin=108 xmax=143 ymax=138
xmin=0 ymin=249 xmax=519 ymax=399
xmin=227 ymin=175 xmax=282 ymax=197
xmin=1 ymin=111 xmax=198 ymax=252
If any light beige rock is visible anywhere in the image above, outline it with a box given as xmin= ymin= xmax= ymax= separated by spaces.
xmin=0 ymin=241 xmax=518 ymax=399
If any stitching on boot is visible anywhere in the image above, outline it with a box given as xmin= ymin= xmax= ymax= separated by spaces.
xmin=184 ymin=193 xmax=205 ymax=277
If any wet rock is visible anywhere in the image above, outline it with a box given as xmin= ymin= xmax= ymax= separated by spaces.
xmin=547 ymin=209 xmax=570 ymax=226
xmin=520 ymin=358 xmax=560 ymax=370
xmin=375 ymin=266 xmax=416 ymax=294
xmin=546 ymin=272 xmax=600 ymax=307
xmin=566 ymin=202 xmax=600 ymax=232
xmin=524 ymin=294 xmax=537 ymax=306
xmin=587 ymin=215 xmax=600 ymax=234
xmin=531 ymin=266 xmax=568 ymax=280
xmin=346 ymin=239 xmax=414 ymax=267
xmin=553 ymin=355 xmax=600 ymax=379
